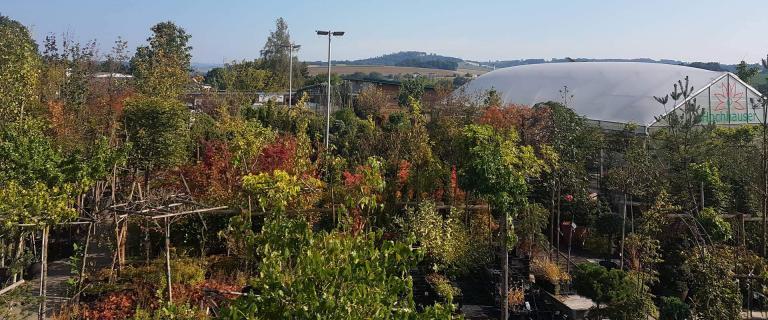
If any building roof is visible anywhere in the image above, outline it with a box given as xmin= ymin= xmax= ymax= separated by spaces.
xmin=459 ymin=62 xmax=764 ymax=130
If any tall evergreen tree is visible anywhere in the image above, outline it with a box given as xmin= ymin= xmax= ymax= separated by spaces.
xmin=260 ymin=18 xmax=306 ymax=91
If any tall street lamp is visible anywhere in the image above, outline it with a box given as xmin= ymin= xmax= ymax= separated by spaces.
xmin=280 ymin=43 xmax=301 ymax=106
xmin=316 ymin=30 xmax=344 ymax=149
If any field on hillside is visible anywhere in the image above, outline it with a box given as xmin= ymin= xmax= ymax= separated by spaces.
xmin=307 ymin=64 xmax=488 ymax=77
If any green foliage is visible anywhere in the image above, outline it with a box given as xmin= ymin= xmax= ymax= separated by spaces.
xmin=205 ymin=60 xmax=272 ymax=91
xmin=331 ymin=107 xmax=378 ymax=164
xmin=426 ymin=273 xmax=461 ymax=303
xmin=123 ymin=96 xmax=190 ymax=173
xmin=583 ymin=235 xmax=612 ymax=256
xmin=259 ymin=18 xmax=306 ymax=90
xmin=697 ymin=207 xmax=733 ymax=243
xmin=397 ymin=202 xmax=483 ymax=274
xmin=685 ymin=246 xmax=741 ymax=320
xmin=689 ymin=161 xmax=730 ymax=210
xmin=131 ymin=21 xmax=192 ymax=98
xmin=0 ymin=119 xmax=64 ymax=187
xmin=0 ymin=15 xmax=40 ymax=123
xmin=220 ymin=218 xmax=454 ymax=319
xmin=735 ymin=61 xmax=760 ymax=84
xmin=459 ymin=124 xmax=543 ymax=209
xmin=340 ymin=157 xmax=386 ymax=213
xmin=0 ymin=181 xmax=76 ymax=228
xmin=572 ymin=263 xmax=656 ymax=318
xmin=483 ymin=88 xmax=502 ymax=107
xmin=242 ymin=170 xmax=323 ymax=214
xmin=659 ymin=296 xmax=691 ymax=320
xmin=516 ymin=203 xmax=549 ymax=248
xmin=595 ymin=213 xmax=623 ymax=237
xmin=218 ymin=107 xmax=276 ymax=172
xmin=122 ymin=257 xmax=206 ymax=301
xmin=398 ymin=77 xmax=426 ymax=107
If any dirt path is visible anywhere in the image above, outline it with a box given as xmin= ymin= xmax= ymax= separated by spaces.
xmin=4 ymin=260 xmax=74 ymax=319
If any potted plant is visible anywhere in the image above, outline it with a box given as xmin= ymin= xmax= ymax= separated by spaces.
xmin=531 ymin=257 xmax=570 ymax=295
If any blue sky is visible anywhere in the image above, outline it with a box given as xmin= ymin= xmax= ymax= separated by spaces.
xmin=3 ymin=0 xmax=767 ymax=64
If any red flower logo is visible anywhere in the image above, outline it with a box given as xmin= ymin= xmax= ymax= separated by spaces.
xmin=713 ymin=81 xmax=746 ymax=111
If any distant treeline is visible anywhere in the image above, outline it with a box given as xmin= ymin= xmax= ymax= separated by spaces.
xmin=394 ymin=58 xmax=458 ymax=70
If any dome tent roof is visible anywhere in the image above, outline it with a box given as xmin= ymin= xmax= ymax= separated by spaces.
xmin=460 ymin=62 xmax=763 ymax=131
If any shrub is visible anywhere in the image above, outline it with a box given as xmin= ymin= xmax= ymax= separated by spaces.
xmin=659 ymin=296 xmax=690 ymax=320
xmin=697 ymin=207 xmax=732 ymax=243
xmin=397 ymin=201 xmax=478 ymax=275
xmin=426 ymin=273 xmax=461 ymax=303
xmin=531 ymin=257 xmax=570 ymax=283
xmin=220 ymin=217 xmax=454 ymax=319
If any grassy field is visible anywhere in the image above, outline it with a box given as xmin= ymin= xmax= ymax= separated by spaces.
xmin=307 ymin=64 xmax=489 ymax=77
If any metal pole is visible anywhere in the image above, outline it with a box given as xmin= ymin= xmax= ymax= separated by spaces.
xmin=567 ymin=220 xmax=574 ymax=274
xmin=325 ymin=33 xmax=332 ymax=149
xmin=501 ymin=206 xmax=508 ymax=320
xmin=288 ymin=45 xmax=293 ymax=106
xmin=620 ymin=193 xmax=627 ymax=270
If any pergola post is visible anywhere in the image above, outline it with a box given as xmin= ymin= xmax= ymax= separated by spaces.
xmin=38 ymin=226 xmax=49 ymax=320
xmin=164 ymin=216 xmax=173 ymax=303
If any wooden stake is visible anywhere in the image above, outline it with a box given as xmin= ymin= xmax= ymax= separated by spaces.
xmin=164 ymin=217 xmax=173 ymax=302
xmin=38 ymin=226 xmax=49 ymax=320
xmin=77 ymin=222 xmax=94 ymax=300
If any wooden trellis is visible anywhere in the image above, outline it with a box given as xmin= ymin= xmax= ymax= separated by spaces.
xmin=107 ymin=193 xmax=230 ymax=302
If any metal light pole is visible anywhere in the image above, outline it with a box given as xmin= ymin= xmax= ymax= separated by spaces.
xmin=280 ymin=43 xmax=301 ymax=106
xmin=316 ymin=30 xmax=344 ymax=149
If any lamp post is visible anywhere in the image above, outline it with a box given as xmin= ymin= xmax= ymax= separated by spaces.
xmin=316 ymin=30 xmax=344 ymax=149
xmin=280 ymin=43 xmax=301 ymax=106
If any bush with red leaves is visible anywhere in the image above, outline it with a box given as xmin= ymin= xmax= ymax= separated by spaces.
xmin=256 ymin=135 xmax=297 ymax=173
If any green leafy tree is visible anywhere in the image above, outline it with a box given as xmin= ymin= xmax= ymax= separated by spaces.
xmin=398 ymin=78 xmax=426 ymax=107
xmin=123 ymin=96 xmax=190 ymax=186
xmin=0 ymin=15 xmax=40 ymax=123
xmin=459 ymin=124 xmax=544 ymax=214
xmin=131 ymin=21 xmax=192 ymax=98
xmin=685 ymin=246 xmax=741 ymax=320
xmin=204 ymin=60 xmax=272 ymax=92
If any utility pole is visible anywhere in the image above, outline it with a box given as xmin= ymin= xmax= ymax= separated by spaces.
xmin=280 ymin=43 xmax=301 ymax=106
xmin=316 ymin=30 xmax=344 ymax=149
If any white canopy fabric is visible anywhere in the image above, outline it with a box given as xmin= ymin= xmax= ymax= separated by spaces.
xmin=460 ymin=62 xmax=728 ymax=127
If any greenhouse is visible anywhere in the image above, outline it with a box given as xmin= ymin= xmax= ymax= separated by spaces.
xmin=460 ymin=62 xmax=765 ymax=133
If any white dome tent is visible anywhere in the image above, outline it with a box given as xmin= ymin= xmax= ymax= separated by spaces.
xmin=459 ymin=62 xmax=765 ymax=134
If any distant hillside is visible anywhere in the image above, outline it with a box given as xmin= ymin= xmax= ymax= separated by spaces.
xmin=311 ymin=51 xmax=464 ymax=70
xmin=474 ymin=58 xmax=758 ymax=73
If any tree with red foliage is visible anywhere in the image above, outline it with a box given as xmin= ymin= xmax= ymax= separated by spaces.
xmin=256 ymin=135 xmax=297 ymax=173
xmin=477 ymin=104 xmax=553 ymax=147
xmin=181 ymin=140 xmax=240 ymax=204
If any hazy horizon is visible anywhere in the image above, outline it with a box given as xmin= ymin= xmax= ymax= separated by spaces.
xmin=4 ymin=0 xmax=768 ymax=65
